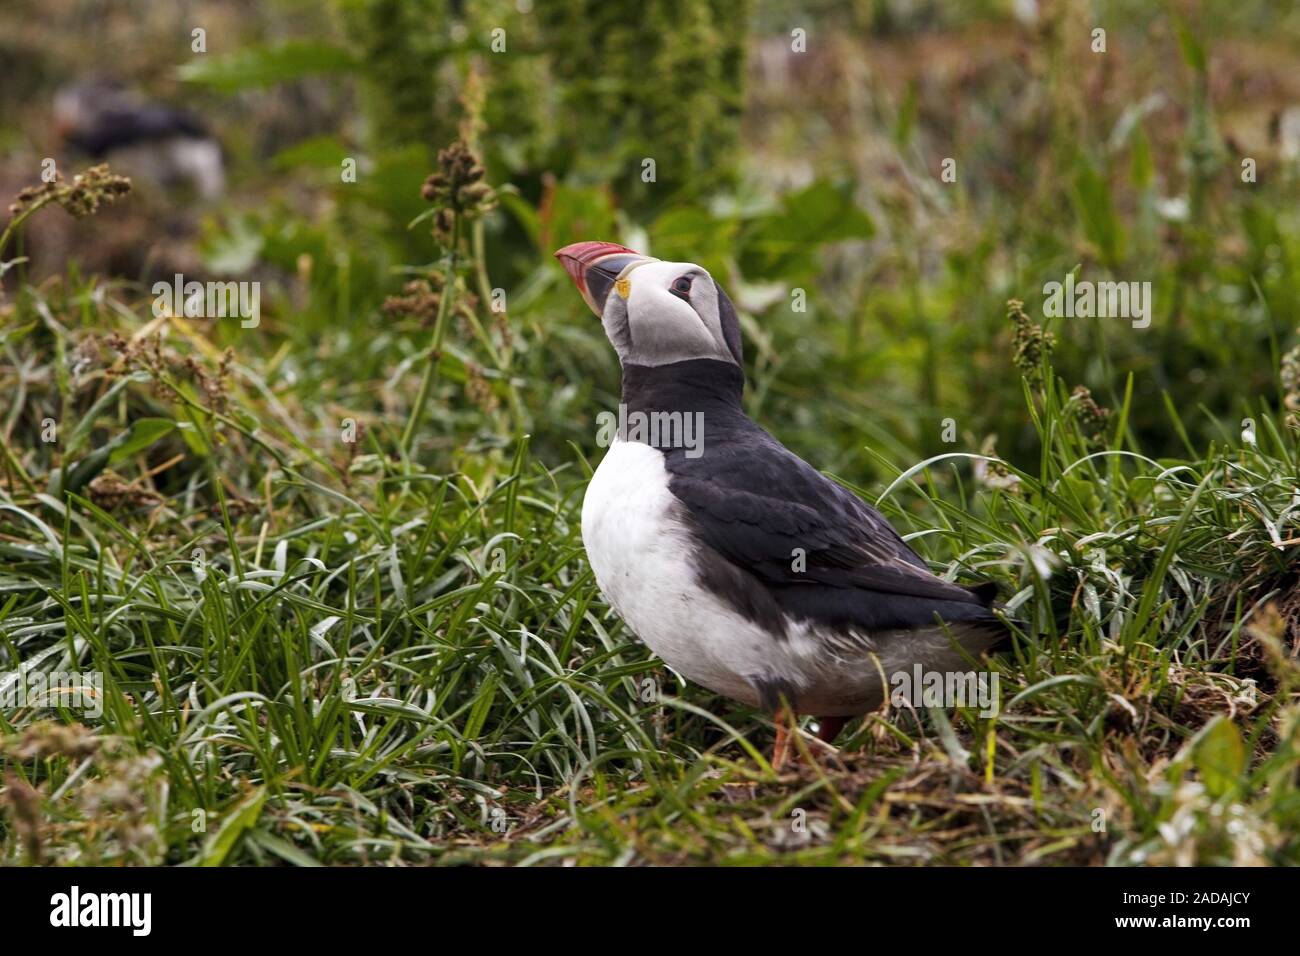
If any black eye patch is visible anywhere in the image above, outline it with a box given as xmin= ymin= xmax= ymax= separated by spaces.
xmin=669 ymin=275 xmax=694 ymax=301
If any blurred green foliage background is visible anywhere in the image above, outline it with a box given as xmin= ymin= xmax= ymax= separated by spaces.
xmin=2 ymin=0 xmax=1299 ymax=487
xmin=2 ymin=0 xmax=1300 ymax=476
xmin=4 ymin=0 xmax=1300 ymax=868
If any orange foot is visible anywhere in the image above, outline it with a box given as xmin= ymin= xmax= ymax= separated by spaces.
xmin=770 ymin=712 xmax=854 ymax=771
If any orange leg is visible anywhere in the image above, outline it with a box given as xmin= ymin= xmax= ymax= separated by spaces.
xmin=770 ymin=705 xmax=795 ymax=771
xmin=772 ymin=710 xmax=853 ymax=770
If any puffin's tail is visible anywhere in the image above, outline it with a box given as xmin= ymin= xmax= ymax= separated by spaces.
xmin=960 ymin=580 xmax=1024 ymax=651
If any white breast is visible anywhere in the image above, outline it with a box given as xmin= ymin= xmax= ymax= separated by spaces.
xmin=581 ymin=439 xmax=775 ymax=706
xmin=580 ymin=440 xmax=998 ymax=716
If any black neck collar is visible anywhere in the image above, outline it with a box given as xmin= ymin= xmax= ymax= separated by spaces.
xmin=620 ymin=359 xmax=745 ymax=413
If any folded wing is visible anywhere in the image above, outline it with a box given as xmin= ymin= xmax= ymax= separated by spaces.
xmin=663 ymin=428 xmax=1000 ymax=635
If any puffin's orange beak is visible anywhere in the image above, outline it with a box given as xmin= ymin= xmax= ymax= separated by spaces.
xmin=554 ymin=241 xmax=653 ymax=317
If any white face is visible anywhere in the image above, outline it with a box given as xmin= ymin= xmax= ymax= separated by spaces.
xmin=601 ymin=259 xmax=740 ymax=368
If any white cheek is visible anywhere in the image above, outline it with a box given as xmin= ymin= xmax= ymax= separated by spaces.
xmin=632 ymin=294 xmax=714 ymax=349
xmin=620 ymin=264 xmax=730 ymax=364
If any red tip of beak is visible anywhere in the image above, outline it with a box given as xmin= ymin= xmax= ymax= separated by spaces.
xmin=554 ymin=240 xmax=641 ymax=293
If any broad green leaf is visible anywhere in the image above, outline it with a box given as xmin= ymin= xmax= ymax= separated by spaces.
xmin=199 ymin=788 xmax=268 ymax=866
xmin=272 ymin=135 xmax=353 ymax=173
xmin=1072 ymin=158 xmax=1123 ymax=268
xmin=108 ymin=418 xmax=176 ymax=465
xmin=1194 ymin=717 xmax=1246 ymax=799
xmin=740 ymin=180 xmax=874 ymax=278
xmin=201 ymin=215 xmax=265 ymax=275
xmin=48 ymin=418 xmax=178 ymax=496
xmin=648 ymin=206 xmax=737 ymax=277
xmin=179 ymin=41 xmax=355 ymax=92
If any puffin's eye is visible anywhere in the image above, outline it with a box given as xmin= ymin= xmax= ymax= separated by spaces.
xmin=669 ymin=275 xmax=694 ymax=300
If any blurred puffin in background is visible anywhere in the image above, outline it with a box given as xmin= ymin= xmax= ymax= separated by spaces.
xmin=54 ymin=80 xmax=224 ymax=200
xmin=557 ymin=240 xmax=1014 ymax=769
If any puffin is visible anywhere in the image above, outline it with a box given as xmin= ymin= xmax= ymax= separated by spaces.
xmin=54 ymin=82 xmax=225 ymax=201
xmin=556 ymin=241 xmax=1011 ymax=768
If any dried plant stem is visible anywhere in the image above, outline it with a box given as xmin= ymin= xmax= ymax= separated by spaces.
xmin=0 ymin=196 xmax=56 ymax=261
xmin=471 ymin=217 xmax=525 ymax=432
xmin=400 ymin=213 xmax=461 ymax=456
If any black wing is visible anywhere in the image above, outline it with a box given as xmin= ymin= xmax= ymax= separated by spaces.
xmin=663 ymin=423 xmax=999 ymax=635
xmin=71 ymin=105 xmax=210 ymax=156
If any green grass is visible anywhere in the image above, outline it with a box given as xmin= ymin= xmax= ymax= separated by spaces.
xmin=3 ymin=2 xmax=1300 ymax=866
xmin=1 ymin=262 xmax=1297 ymax=864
